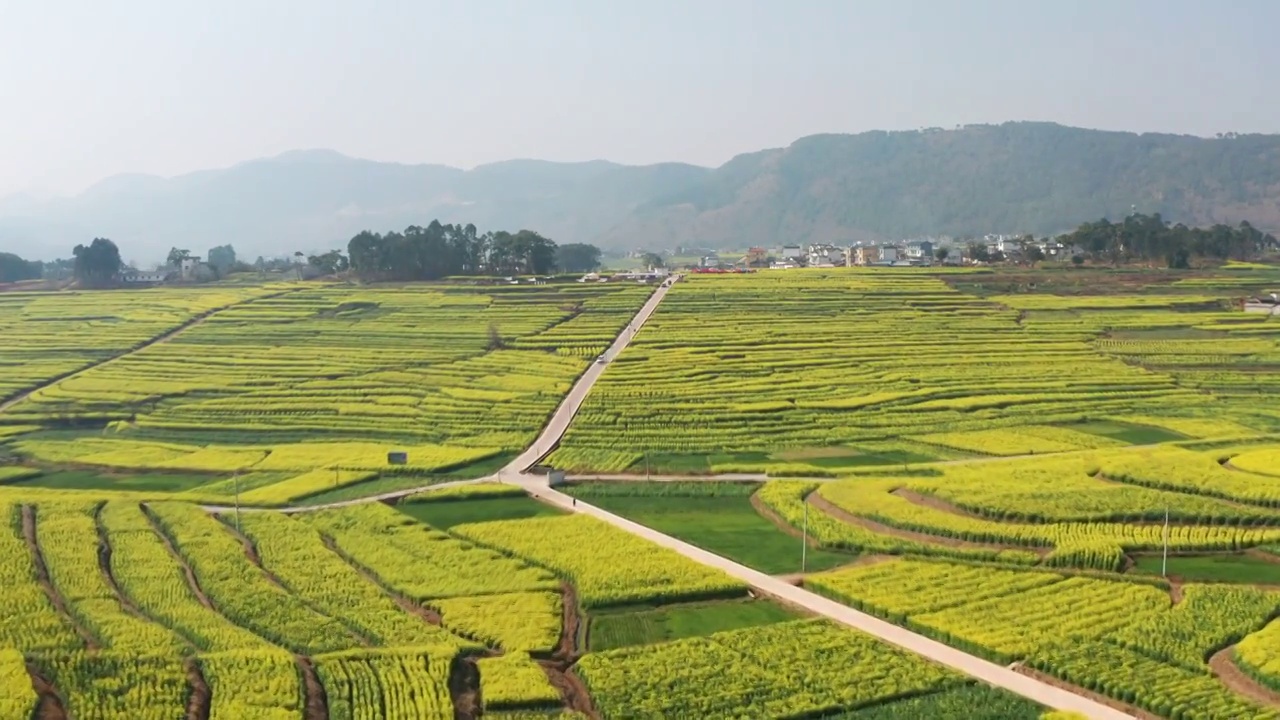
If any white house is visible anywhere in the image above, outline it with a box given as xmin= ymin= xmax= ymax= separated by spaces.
xmin=180 ymin=255 xmax=202 ymax=280
xmin=904 ymin=240 xmax=934 ymax=260
xmin=879 ymin=246 xmax=899 ymax=263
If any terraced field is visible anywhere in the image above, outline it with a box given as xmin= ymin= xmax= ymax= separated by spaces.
xmin=549 ymin=270 xmax=1279 ymax=475
xmin=1 ymin=282 xmax=653 ymax=503
xmin=4 ymin=266 xmax=1280 ymax=719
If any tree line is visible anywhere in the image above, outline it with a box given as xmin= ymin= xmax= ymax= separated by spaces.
xmin=1 ymin=221 xmax=604 ymax=287
xmin=346 ymin=220 xmax=602 ymax=280
xmin=1058 ymin=214 xmax=1277 ymax=267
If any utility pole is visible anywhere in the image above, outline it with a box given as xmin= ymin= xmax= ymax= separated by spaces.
xmin=801 ymin=501 xmax=808 ymax=574
xmin=1161 ymin=504 xmax=1170 ymax=578
xmin=233 ymin=470 xmax=242 ymax=534
xmin=645 ymin=452 xmax=650 ymax=481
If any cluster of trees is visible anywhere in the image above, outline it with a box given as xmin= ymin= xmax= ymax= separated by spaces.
xmin=0 ymin=252 xmax=43 ymax=282
xmin=1059 ymin=214 xmax=1277 ymax=268
xmin=346 ymin=221 xmax=601 ymax=280
xmin=73 ymin=238 xmax=124 ymax=287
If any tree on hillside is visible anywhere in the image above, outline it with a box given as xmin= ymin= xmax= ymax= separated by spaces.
xmin=308 ymin=250 xmax=349 ymax=275
xmin=207 ymin=245 xmax=237 ymax=275
xmin=966 ymin=244 xmax=990 ymax=263
xmin=73 ymin=238 xmax=123 ymax=287
xmin=1026 ymin=245 xmax=1046 ymax=265
xmin=639 ymin=252 xmax=665 ymax=269
xmin=934 ymin=247 xmax=950 ymax=263
xmin=0 ymin=252 xmax=42 ymax=282
xmin=556 ymin=243 xmax=603 ymax=272
xmin=166 ymin=247 xmax=191 ymax=268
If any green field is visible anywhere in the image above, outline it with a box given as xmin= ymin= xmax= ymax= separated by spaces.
xmin=1062 ymin=420 xmax=1187 ymax=445
xmin=563 ymin=483 xmax=854 ymax=574
xmin=587 ymin=599 xmax=798 ymax=651
xmin=9 ymin=469 xmax=215 ymax=492
xmin=1130 ymin=553 xmax=1280 ymax=584
xmin=398 ymin=494 xmax=566 ymax=529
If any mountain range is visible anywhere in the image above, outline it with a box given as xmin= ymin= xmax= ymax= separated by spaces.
xmin=4 ymin=122 xmax=1280 ymax=262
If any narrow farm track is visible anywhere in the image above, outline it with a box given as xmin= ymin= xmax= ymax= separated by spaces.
xmin=25 ymin=663 xmax=68 ymax=720
xmin=1209 ymin=647 xmax=1280 ymax=708
xmin=22 ymin=505 xmax=99 ymax=650
xmin=319 ymin=534 xmax=445 ymax=626
xmin=294 ymin=656 xmax=328 ymax=720
xmin=0 ymin=289 xmax=297 ymax=415
xmin=184 ymin=657 xmax=211 ymax=720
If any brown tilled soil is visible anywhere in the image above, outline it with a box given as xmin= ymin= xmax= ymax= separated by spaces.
xmin=1169 ymin=580 xmax=1185 ymax=605
xmin=22 ymin=505 xmax=98 ymax=650
xmin=1012 ymin=663 xmax=1159 ymax=719
xmin=141 ymin=504 xmax=215 ymax=609
xmin=806 ymin=492 xmax=1044 ymax=555
xmin=536 ymin=583 xmax=600 ymax=719
xmin=295 ymin=656 xmax=328 ymax=720
xmin=25 ymin=664 xmax=68 ymax=720
xmin=320 ymin=534 xmax=443 ymax=625
xmin=184 ymin=657 xmax=211 ymax=720
xmin=1209 ymin=647 xmax=1280 ymax=708
xmin=448 ymin=655 xmax=481 ymax=720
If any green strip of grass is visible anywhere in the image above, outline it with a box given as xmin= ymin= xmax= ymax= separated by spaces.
xmin=397 ymin=496 xmax=565 ymax=530
xmin=1130 ymin=553 xmax=1280 ymax=584
xmin=587 ymin=599 xmax=797 ymax=651
xmin=563 ymin=486 xmax=854 ymax=575
xmin=12 ymin=470 xmax=213 ymax=492
xmin=834 ymin=683 xmax=1044 ymax=719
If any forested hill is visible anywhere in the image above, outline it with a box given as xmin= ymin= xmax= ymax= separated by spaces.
xmin=598 ymin=122 xmax=1280 ymax=247
xmin=4 ymin=122 xmax=1280 ymax=260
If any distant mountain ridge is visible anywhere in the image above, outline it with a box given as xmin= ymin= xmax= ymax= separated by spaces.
xmin=4 ymin=122 xmax=1280 ymax=261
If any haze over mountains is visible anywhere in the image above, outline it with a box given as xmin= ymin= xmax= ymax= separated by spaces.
xmin=4 ymin=122 xmax=1280 ymax=263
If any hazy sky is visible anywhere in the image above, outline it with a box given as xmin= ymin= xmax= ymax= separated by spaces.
xmin=3 ymin=0 xmax=1277 ymax=197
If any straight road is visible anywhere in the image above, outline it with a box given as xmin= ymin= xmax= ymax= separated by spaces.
xmin=500 ymin=277 xmax=676 ymax=476
xmin=513 ymin=478 xmax=1135 ymax=720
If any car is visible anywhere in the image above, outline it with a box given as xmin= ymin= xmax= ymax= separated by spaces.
xmin=596 ymin=355 xmax=607 ymax=364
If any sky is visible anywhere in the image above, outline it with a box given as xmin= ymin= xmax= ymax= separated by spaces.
xmin=2 ymin=0 xmax=1278 ymax=197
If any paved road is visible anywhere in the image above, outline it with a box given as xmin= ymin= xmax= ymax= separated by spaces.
xmin=499 ymin=278 xmax=676 ymax=477
xmin=224 ymin=278 xmax=678 ymax=513
xmin=514 ymin=479 xmax=1134 ymax=720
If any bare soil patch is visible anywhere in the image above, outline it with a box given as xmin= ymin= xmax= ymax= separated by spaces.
xmin=448 ymin=655 xmax=481 ymax=720
xmin=22 ymin=505 xmax=98 ymax=649
xmin=1209 ymin=647 xmax=1280 ymax=709
xmin=532 ymin=581 xmax=600 ymax=718
xmin=25 ymin=663 xmax=68 ymax=720
xmin=184 ymin=657 xmax=211 ymax=720
xmin=295 ymin=656 xmax=328 ymax=720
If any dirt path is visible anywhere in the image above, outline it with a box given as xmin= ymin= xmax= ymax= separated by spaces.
xmin=448 ymin=655 xmax=481 ymax=720
xmin=141 ymin=504 xmax=216 ymax=609
xmin=1209 ymin=647 xmax=1280 ymax=708
xmin=217 ymin=516 xmax=370 ymax=647
xmin=535 ymin=582 xmax=600 ymax=719
xmin=22 ymin=505 xmax=99 ymax=650
xmin=184 ymin=657 xmax=211 ymax=720
xmin=294 ymin=656 xmax=328 ymax=720
xmin=320 ymin=534 xmax=443 ymax=625
xmin=25 ymin=663 xmax=68 ymax=720
xmin=0 ymin=291 xmax=293 ymax=415
xmin=806 ymin=491 xmax=1041 ymax=555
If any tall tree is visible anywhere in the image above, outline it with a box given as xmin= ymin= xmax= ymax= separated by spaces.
xmin=166 ymin=247 xmax=191 ymax=268
xmin=73 ymin=238 xmax=123 ymax=287
xmin=207 ymin=245 xmax=237 ymax=274
xmin=555 ymin=243 xmax=602 ymax=272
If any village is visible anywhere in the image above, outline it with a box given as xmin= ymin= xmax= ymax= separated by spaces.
xmin=671 ymin=235 xmax=1079 ymax=271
